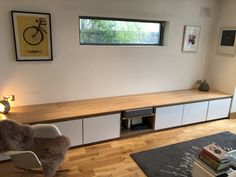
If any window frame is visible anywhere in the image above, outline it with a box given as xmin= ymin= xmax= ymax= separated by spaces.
xmin=79 ymin=16 xmax=165 ymax=46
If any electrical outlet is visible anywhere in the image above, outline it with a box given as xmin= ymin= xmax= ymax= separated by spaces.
xmin=3 ymin=95 xmax=15 ymax=102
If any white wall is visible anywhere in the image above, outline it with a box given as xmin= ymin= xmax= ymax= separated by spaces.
xmin=0 ymin=0 xmax=218 ymax=107
xmin=231 ymin=88 xmax=236 ymax=113
xmin=206 ymin=0 xmax=236 ymax=112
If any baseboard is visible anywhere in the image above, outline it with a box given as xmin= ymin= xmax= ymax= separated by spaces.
xmin=230 ymin=112 xmax=236 ymax=119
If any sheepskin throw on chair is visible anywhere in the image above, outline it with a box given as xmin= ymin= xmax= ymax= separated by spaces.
xmin=0 ymin=119 xmax=70 ymax=177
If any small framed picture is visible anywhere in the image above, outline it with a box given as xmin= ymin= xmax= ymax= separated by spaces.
xmin=217 ymin=27 xmax=236 ymax=56
xmin=11 ymin=11 xmax=53 ymax=61
xmin=182 ymin=25 xmax=201 ymax=53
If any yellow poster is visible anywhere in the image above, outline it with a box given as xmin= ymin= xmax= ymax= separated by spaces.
xmin=12 ymin=11 xmax=52 ymax=61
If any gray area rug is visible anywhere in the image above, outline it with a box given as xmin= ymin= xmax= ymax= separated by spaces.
xmin=131 ymin=132 xmax=236 ymax=177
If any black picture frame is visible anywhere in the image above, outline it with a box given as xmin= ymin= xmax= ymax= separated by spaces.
xmin=11 ymin=11 xmax=53 ymax=61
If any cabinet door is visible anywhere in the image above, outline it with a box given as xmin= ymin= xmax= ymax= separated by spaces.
xmin=207 ymin=98 xmax=231 ymax=121
xmin=155 ymin=105 xmax=184 ymax=130
xmin=55 ymin=119 xmax=83 ymax=147
xmin=84 ymin=114 xmax=120 ymax=144
xmin=182 ymin=101 xmax=208 ymax=125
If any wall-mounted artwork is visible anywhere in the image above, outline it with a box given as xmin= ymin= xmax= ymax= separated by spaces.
xmin=11 ymin=11 xmax=53 ymax=61
xmin=182 ymin=25 xmax=201 ymax=53
xmin=217 ymin=27 xmax=236 ymax=56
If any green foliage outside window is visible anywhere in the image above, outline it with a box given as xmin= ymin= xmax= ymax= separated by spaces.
xmin=80 ymin=17 xmax=164 ymax=45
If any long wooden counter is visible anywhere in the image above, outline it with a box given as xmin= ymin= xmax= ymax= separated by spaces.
xmin=0 ymin=89 xmax=232 ymax=124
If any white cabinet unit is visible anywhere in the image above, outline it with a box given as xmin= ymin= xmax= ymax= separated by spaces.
xmin=182 ymin=101 xmax=208 ymax=125
xmin=155 ymin=105 xmax=184 ymax=130
xmin=83 ymin=114 xmax=120 ymax=144
xmin=55 ymin=119 xmax=83 ymax=147
xmin=207 ymin=98 xmax=231 ymax=121
xmin=0 ymin=155 xmax=10 ymax=161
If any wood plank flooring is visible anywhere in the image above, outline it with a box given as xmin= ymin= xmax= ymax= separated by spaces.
xmin=1 ymin=118 xmax=236 ymax=177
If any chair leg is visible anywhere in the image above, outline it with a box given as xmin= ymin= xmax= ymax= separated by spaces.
xmin=56 ymin=165 xmax=70 ymax=176
xmin=20 ymin=170 xmax=27 ymax=177
xmin=57 ymin=164 xmax=70 ymax=173
xmin=19 ymin=170 xmax=35 ymax=177
xmin=29 ymin=172 xmax=35 ymax=177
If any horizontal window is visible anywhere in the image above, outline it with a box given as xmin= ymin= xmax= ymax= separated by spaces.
xmin=79 ymin=16 xmax=165 ymax=46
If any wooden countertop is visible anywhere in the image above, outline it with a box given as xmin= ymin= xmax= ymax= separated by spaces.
xmin=1 ymin=89 xmax=232 ymax=124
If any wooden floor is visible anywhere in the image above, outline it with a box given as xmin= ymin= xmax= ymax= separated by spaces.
xmin=1 ymin=118 xmax=236 ymax=177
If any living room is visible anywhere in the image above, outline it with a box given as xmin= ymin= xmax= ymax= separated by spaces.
xmin=0 ymin=0 xmax=236 ymax=177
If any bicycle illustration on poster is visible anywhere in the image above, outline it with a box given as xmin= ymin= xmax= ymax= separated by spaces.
xmin=11 ymin=11 xmax=53 ymax=61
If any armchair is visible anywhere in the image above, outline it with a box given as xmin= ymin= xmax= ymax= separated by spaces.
xmin=0 ymin=120 xmax=70 ymax=177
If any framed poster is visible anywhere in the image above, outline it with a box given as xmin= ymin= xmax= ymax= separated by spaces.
xmin=217 ymin=27 xmax=236 ymax=56
xmin=11 ymin=11 xmax=53 ymax=61
xmin=182 ymin=25 xmax=201 ymax=53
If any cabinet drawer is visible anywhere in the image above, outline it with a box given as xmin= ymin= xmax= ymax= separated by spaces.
xmin=182 ymin=101 xmax=208 ymax=125
xmin=207 ymin=98 xmax=231 ymax=121
xmin=84 ymin=114 xmax=120 ymax=144
xmin=55 ymin=119 xmax=83 ymax=147
xmin=155 ymin=105 xmax=184 ymax=130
